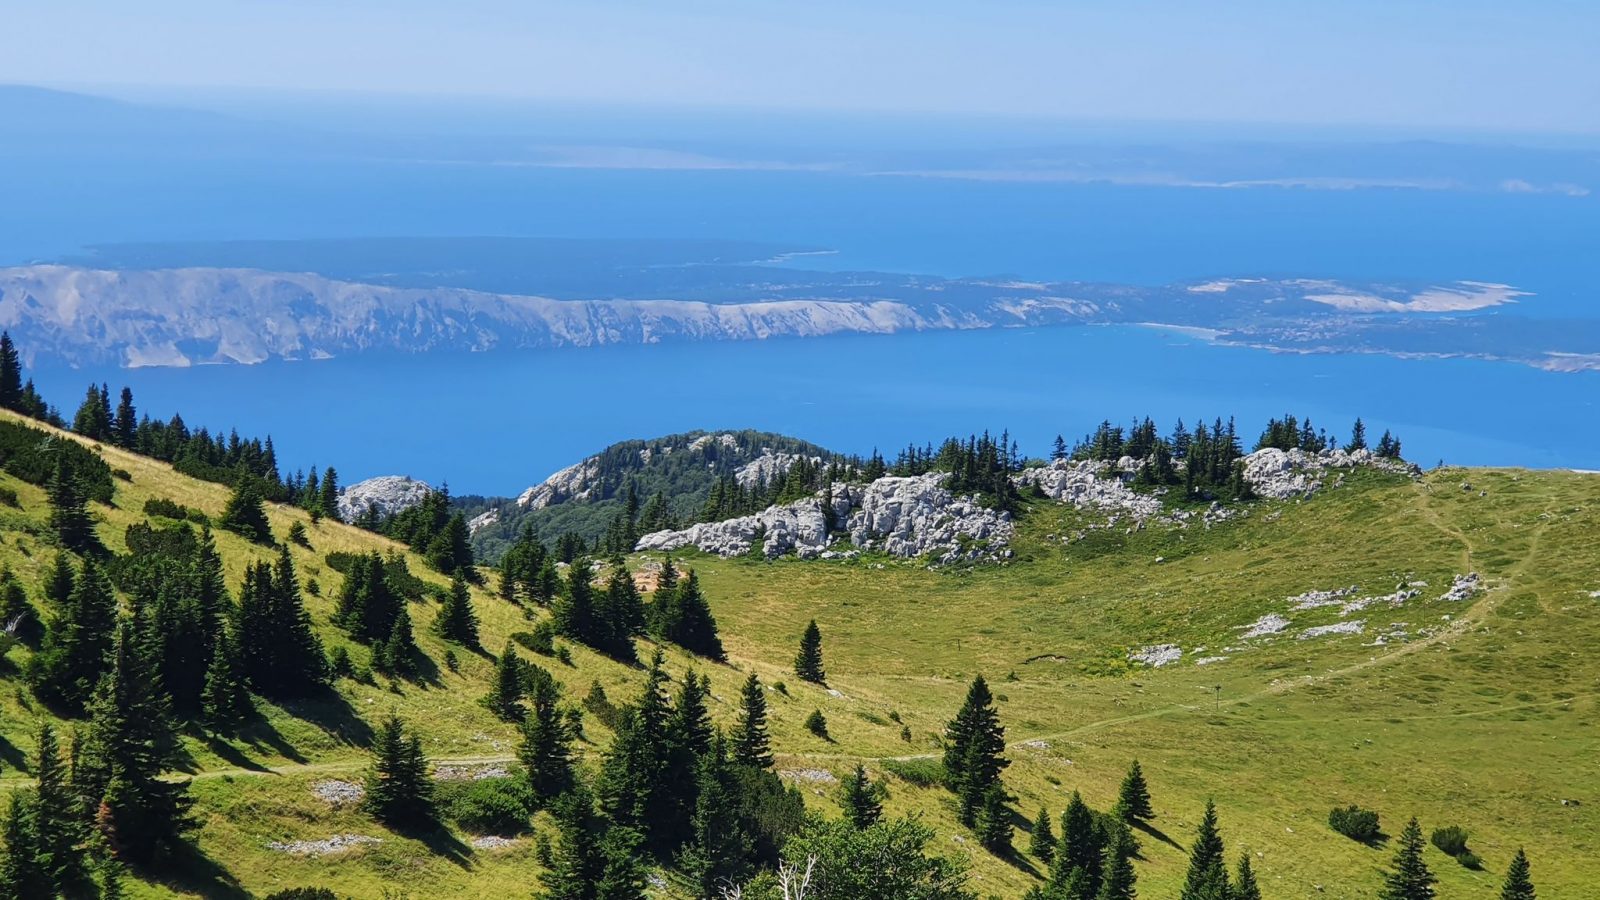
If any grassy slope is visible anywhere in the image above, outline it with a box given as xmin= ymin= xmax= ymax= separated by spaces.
xmin=0 ymin=407 xmax=1593 ymax=898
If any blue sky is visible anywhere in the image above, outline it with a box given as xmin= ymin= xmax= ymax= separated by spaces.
xmin=7 ymin=0 xmax=1598 ymax=133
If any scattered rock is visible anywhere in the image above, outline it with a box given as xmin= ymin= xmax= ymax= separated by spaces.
xmin=1129 ymin=644 xmax=1182 ymax=667
xmin=1013 ymin=460 xmax=1165 ymax=520
xmin=1243 ymin=447 xmax=1418 ymax=499
xmin=1018 ymin=739 xmax=1051 ymax=750
xmin=1195 ymin=656 xmax=1230 ymax=666
xmin=311 ymin=780 xmax=365 ymax=807
xmin=778 ymin=768 xmax=837 ymax=784
xmin=1341 ymin=587 xmax=1419 ymax=616
xmin=1439 ymin=573 xmax=1482 ymax=602
xmin=1287 ymin=586 xmax=1360 ymax=610
xmin=1299 ymin=621 xmax=1365 ymax=640
xmin=267 ymin=834 xmax=381 ymax=856
xmin=433 ymin=764 xmax=511 ymax=782
xmin=471 ymin=836 xmax=520 ymax=850
xmin=1240 ymin=614 xmax=1290 ymax=639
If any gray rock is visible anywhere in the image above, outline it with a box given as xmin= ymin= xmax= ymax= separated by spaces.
xmin=337 ymin=475 xmax=432 ymax=521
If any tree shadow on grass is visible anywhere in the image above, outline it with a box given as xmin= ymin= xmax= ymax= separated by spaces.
xmin=391 ymin=820 xmax=474 ymax=870
xmin=136 ymin=841 xmax=249 ymax=900
xmin=1132 ymin=819 xmax=1184 ymax=855
xmin=0 ymin=733 xmax=28 ymax=773
xmin=278 ymin=689 xmax=376 ymax=750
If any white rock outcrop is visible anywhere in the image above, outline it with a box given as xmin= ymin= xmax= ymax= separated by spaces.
xmin=1129 ymin=644 xmax=1183 ymax=667
xmin=1014 ymin=459 xmax=1165 ymax=519
xmin=734 ymin=451 xmax=821 ymax=489
xmin=516 ymin=460 xmax=602 ymax=510
xmin=1242 ymin=447 xmax=1419 ymax=499
xmin=337 ymin=475 xmax=432 ymax=521
xmin=636 ymin=473 xmax=1012 ymax=564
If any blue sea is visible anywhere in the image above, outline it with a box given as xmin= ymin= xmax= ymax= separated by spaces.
xmin=6 ymin=110 xmax=1599 ymax=492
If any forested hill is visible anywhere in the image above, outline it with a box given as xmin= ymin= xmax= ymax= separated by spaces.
xmin=459 ymin=430 xmax=839 ymax=561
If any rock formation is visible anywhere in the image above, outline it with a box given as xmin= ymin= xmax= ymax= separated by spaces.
xmin=337 ymin=475 xmax=432 ymax=521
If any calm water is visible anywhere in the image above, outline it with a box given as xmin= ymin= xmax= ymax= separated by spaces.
xmin=31 ymin=326 xmax=1600 ymax=495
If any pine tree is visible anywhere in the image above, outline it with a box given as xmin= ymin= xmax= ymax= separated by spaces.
xmin=538 ymin=783 xmax=600 ymax=900
xmin=318 ymin=466 xmax=341 ymax=522
xmin=235 ymin=550 xmax=326 ymax=698
xmin=200 ymin=623 xmax=253 ymax=730
xmin=0 ymin=332 xmax=21 ymax=411
xmin=484 ymin=642 xmax=527 ymax=721
xmin=219 ymin=479 xmax=273 ymax=544
xmin=554 ymin=559 xmax=599 ymax=646
xmin=1347 ymin=417 xmax=1369 ymax=452
xmin=0 ymin=568 xmax=40 ymax=646
xmin=1029 ymin=806 xmax=1056 ymax=863
xmin=655 ymin=570 xmax=723 ymax=660
xmin=363 ymin=714 xmax=434 ymax=828
xmin=113 ymin=388 xmax=136 ymax=448
xmin=1500 ymin=848 xmax=1535 ymax=900
xmin=519 ymin=668 xmax=575 ymax=803
xmin=1179 ymin=800 xmax=1230 ymax=900
xmin=79 ymin=622 xmax=193 ymax=863
xmin=29 ymin=557 xmax=119 ymax=714
xmin=838 ymin=764 xmax=885 ymax=830
xmin=425 ymin=513 xmax=474 ymax=575
xmin=1379 ymin=817 xmax=1436 ymax=900
xmin=0 ymin=792 xmax=48 ymax=900
xmin=378 ymin=607 xmax=421 ymax=679
xmin=47 ymin=451 xmax=98 ymax=553
xmin=1117 ymin=760 xmax=1153 ymax=823
xmin=433 ymin=573 xmax=480 ymax=647
xmin=733 ymin=672 xmax=773 ymax=769
xmin=1053 ymin=790 xmax=1103 ymax=893
xmin=681 ymin=732 xmax=752 ymax=896
xmin=32 ymin=723 xmax=82 ymax=891
xmin=942 ymin=675 xmax=1007 ymax=828
xmin=794 ymin=620 xmax=826 ymax=684
xmin=1093 ymin=819 xmax=1138 ymax=900
xmin=1233 ymin=852 xmax=1262 ymax=900
xmin=595 ymin=652 xmax=671 ymax=838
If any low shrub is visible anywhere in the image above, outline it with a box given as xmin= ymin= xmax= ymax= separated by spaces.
xmin=143 ymin=497 xmax=192 ymax=520
xmin=439 ymin=777 xmax=534 ymax=835
xmin=881 ymin=758 xmax=945 ymax=787
xmin=1430 ymin=825 xmax=1470 ymax=857
xmin=803 ymin=709 xmax=829 ymax=739
xmin=1456 ymin=850 xmax=1482 ymax=870
xmin=1328 ymin=805 xmax=1381 ymax=843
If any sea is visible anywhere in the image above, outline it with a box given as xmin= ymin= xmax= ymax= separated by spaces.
xmin=7 ymin=112 xmax=1599 ymax=494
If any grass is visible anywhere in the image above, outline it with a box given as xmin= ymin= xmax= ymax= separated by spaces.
xmin=0 ymin=406 xmax=1596 ymax=897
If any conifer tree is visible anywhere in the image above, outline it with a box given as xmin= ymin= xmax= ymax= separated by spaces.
xmin=426 ymin=513 xmax=474 ymax=575
xmin=1379 ymin=817 xmax=1436 ymax=900
xmin=235 ymin=550 xmax=326 ymax=697
xmin=1117 ymin=760 xmax=1153 ymax=823
xmin=433 ymin=573 xmax=480 ymax=648
xmin=200 ymin=623 xmax=253 ymax=730
xmin=1029 ymin=806 xmax=1056 ymax=863
xmin=485 ymin=642 xmax=527 ymax=721
xmin=1500 ymin=848 xmax=1535 ymax=900
xmin=519 ymin=668 xmax=575 ymax=803
xmin=975 ymin=784 xmax=1012 ymax=853
xmin=334 ymin=551 xmax=402 ymax=642
xmin=220 ymin=479 xmax=273 ymax=544
xmin=47 ymin=451 xmax=98 ymax=553
xmin=539 ymin=784 xmax=602 ymax=900
xmin=378 ymin=607 xmax=421 ymax=679
xmin=0 ymin=567 xmax=41 ymax=646
xmin=0 ymin=333 xmax=21 ymax=411
xmin=681 ymin=732 xmax=752 ymax=896
xmin=29 ymin=557 xmax=118 ymax=714
xmin=44 ymin=552 xmax=74 ymax=610
xmin=555 ymin=559 xmax=599 ymax=646
xmin=318 ymin=466 xmax=341 ymax=522
xmin=596 ymin=652 xmax=671 ymax=839
xmin=654 ymin=570 xmax=723 ymax=660
xmin=733 ymin=672 xmax=774 ymax=769
xmin=1179 ymin=800 xmax=1230 ymax=900
xmin=32 ymin=723 xmax=82 ymax=891
xmin=942 ymin=675 xmax=1007 ymax=827
xmin=0 ymin=792 xmax=48 ymax=900
xmin=838 ymin=764 xmax=886 ymax=830
xmin=79 ymin=622 xmax=193 ymax=863
xmin=113 ymin=388 xmax=136 ymax=448
xmin=363 ymin=714 xmax=434 ymax=828
xmin=1233 ymin=852 xmax=1263 ymax=900
xmin=1052 ymin=790 xmax=1103 ymax=893
xmin=1093 ymin=820 xmax=1137 ymax=900
xmin=1347 ymin=417 xmax=1369 ymax=452
xmin=794 ymin=620 xmax=826 ymax=684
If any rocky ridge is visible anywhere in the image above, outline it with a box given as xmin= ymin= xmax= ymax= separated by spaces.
xmin=337 ymin=475 xmax=432 ymax=521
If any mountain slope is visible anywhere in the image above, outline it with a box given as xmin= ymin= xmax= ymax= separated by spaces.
xmin=0 ymin=408 xmax=1593 ymax=898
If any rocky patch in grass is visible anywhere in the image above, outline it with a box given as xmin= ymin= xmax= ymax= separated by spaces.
xmin=267 ymin=834 xmax=381 ymax=856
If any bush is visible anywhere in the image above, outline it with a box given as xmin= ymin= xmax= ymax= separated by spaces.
xmin=112 ymin=468 xmax=133 ymax=482
xmin=328 ymin=646 xmax=355 ymax=680
xmin=0 ymin=486 xmax=17 ymax=508
xmin=287 ymin=520 xmax=310 ymax=547
xmin=143 ymin=497 xmax=193 ymax=520
xmin=881 ymin=758 xmax=945 ymax=787
xmin=1431 ymin=825 xmax=1470 ymax=857
xmin=512 ymin=621 xmax=556 ymax=656
xmin=439 ymin=777 xmax=534 ymax=835
xmin=1328 ymin=805 xmax=1381 ymax=843
xmin=1456 ymin=850 xmax=1482 ymax=870
xmin=582 ymin=680 xmax=622 ymax=730
xmin=804 ymin=709 xmax=829 ymax=738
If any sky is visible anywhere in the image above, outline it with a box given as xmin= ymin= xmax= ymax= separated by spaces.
xmin=6 ymin=0 xmax=1599 ymax=134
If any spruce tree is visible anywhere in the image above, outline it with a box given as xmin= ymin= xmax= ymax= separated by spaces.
xmin=363 ymin=714 xmax=434 ymax=828
xmin=113 ymin=388 xmax=136 ymax=448
xmin=200 ymin=624 xmax=253 ymax=730
xmin=538 ymin=784 xmax=601 ymax=900
xmin=1094 ymin=820 xmax=1138 ymax=900
xmin=942 ymin=675 xmax=1007 ymax=827
xmin=1500 ymin=848 xmax=1535 ymax=900
xmin=235 ymin=550 xmax=326 ymax=698
xmin=1379 ymin=817 xmax=1436 ymax=900
xmin=32 ymin=724 xmax=82 ymax=891
xmin=318 ymin=466 xmax=341 ymax=522
xmin=425 ymin=513 xmax=473 ymax=575
xmin=0 ymin=792 xmax=48 ymax=900
xmin=1029 ymin=806 xmax=1056 ymax=863
xmin=1116 ymin=760 xmax=1153 ymax=823
xmin=484 ymin=642 xmax=527 ymax=721
xmin=680 ymin=732 xmax=752 ymax=896
xmin=433 ymin=573 xmax=480 ymax=647
xmin=0 ymin=332 xmax=21 ymax=411
xmin=595 ymin=652 xmax=671 ymax=839
xmin=79 ymin=622 xmax=193 ymax=863
xmin=378 ymin=607 xmax=421 ymax=679
xmin=794 ymin=620 xmax=826 ymax=684
xmin=1053 ymin=790 xmax=1103 ymax=893
xmin=974 ymin=783 xmax=1012 ymax=853
xmin=658 ymin=570 xmax=723 ymax=660
xmin=0 ymin=567 xmax=41 ymax=645
xmin=1233 ymin=852 xmax=1263 ymax=900
xmin=29 ymin=557 xmax=118 ymax=714
xmin=220 ymin=479 xmax=273 ymax=544
xmin=519 ymin=669 xmax=575 ymax=803
xmin=554 ymin=559 xmax=598 ymax=646
xmin=838 ymin=764 xmax=885 ymax=830
xmin=47 ymin=452 xmax=98 ymax=553
xmin=1179 ymin=800 xmax=1230 ymax=900
xmin=1347 ymin=417 xmax=1369 ymax=452
xmin=733 ymin=672 xmax=774 ymax=769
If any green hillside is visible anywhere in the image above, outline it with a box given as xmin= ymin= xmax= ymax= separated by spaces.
xmin=0 ymin=407 xmax=1592 ymax=899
